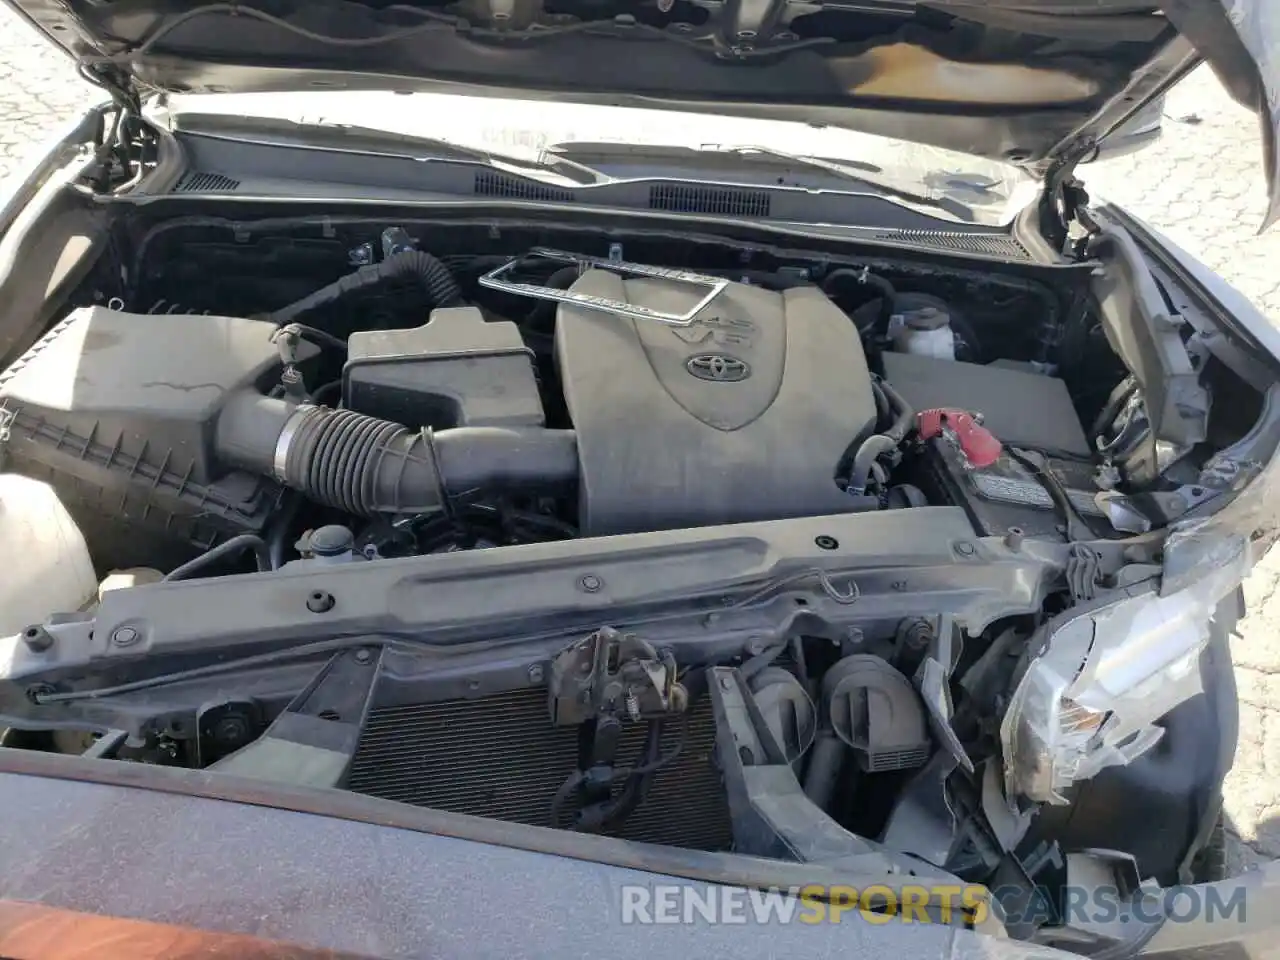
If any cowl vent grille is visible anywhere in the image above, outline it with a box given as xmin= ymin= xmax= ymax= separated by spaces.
xmin=649 ymin=184 xmax=771 ymax=217
xmin=869 ymin=229 xmax=1031 ymax=260
xmin=174 ymin=171 xmax=241 ymax=193
xmin=473 ymin=172 xmax=576 ymax=202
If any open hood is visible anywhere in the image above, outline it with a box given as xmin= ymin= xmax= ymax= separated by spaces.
xmin=8 ymin=0 xmax=1280 ymax=224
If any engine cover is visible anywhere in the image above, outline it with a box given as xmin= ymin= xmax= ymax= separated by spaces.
xmin=555 ymin=270 xmax=877 ymax=534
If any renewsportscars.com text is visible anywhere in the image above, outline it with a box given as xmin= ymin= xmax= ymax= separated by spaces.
xmin=617 ymin=883 xmax=1246 ymax=926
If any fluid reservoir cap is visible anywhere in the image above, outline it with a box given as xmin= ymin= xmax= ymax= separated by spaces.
xmin=310 ymin=524 xmax=355 ymax=557
xmin=902 ymin=306 xmax=949 ymax=331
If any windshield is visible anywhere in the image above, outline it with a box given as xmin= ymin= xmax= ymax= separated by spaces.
xmin=158 ymin=90 xmax=1042 ymax=227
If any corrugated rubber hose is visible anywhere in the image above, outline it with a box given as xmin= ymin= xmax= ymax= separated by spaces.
xmin=267 ymin=249 xmax=464 ymax=325
xmin=215 ymin=393 xmax=578 ymax=517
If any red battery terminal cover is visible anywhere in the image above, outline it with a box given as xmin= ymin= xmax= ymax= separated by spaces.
xmin=917 ymin=408 xmax=1003 ymax=469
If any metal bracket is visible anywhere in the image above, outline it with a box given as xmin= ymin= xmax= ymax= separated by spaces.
xmin=547 ymin=627 xmax=684 ymax=726
xmin=722 ymin=0 xmax=783 ymax=42
xmin=210 ymin=646 xmax=384 ymax=789
xmin=478 ymin=248 xmax=729 ymax=327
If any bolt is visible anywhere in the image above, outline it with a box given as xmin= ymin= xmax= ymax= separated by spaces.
xmin=527 ymin=663 xmax=545 ymax=684
xmin=745 ymin=636 xmax=767 ymax=656
xmin=579 ymin=574 xmax=602 ymax=593
xmin=815 ymin=535 xmax=839 ymax=550
xmin=111 ymin=626 xmax=140 ymax=647
xmin=720 ymin=675 xmax=733 ymax=690
xmin=467 ymin=679 xmax=481 ymax=691
xmin=213 ymin=716 xmax=248 ymax=746
xmin=845 ymin=627 xmax=865 ymax=645
xmin=22 ymin=626 xmax=52 ymax=652
xmin=354 ymin=648 xmax=372 ymax=664
xmin=955 ymin=541 xmax=976 ymax=557
xmin=306 ymin=590 xmax=336 ymax=613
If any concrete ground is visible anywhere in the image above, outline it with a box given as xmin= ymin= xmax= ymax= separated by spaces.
xmin=1 ymin=9 xmax=1278 ymax=875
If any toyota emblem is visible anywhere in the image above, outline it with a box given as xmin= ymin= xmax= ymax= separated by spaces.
xmin=686 ymin=354 xmax=750 ymax=382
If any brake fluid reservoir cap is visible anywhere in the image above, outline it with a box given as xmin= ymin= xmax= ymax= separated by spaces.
xmin=310 ymin=524 xmax=355 ymax=558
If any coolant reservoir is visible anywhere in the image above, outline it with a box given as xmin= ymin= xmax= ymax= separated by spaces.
xmin=0 ymin=475 xmax=96 ymax=634
xmin=889 ymin=293 xmax=956 ymax=360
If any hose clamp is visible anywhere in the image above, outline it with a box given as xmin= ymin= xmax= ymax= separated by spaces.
xmin=273 ymin=404 xmax=315 ymax=482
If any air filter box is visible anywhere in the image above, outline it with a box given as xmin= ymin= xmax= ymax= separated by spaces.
xmin=0 ymin=306 xmax=309 ymax=567
xmin=343 ymin=307 xmax=544 ymax=429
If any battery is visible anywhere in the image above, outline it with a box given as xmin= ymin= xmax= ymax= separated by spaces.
xmin=916 ymin=438 xmax=1108 ymax=539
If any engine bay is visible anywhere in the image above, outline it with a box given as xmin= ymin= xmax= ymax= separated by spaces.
xmin=0 ymin=215 xmax=1150 ymax=572
xmin=0 ymin=201 xmax=1266 ymax=939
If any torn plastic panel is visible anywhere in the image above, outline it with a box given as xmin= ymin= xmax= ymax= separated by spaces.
xmin=1163 ymin=383 xmax=1280 ymax=597
xmin=1000 ymin=550 xmax=1249 ymax=807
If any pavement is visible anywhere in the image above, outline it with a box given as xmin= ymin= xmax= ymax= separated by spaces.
xmin=1 ymin=9 xmax=1278 ymax=876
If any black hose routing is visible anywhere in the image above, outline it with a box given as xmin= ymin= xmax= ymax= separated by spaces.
xmin=821 ymin=267 xmax=896 ymax=332
xmin=164 ymin=534 xmax=273 ymax=581
xmin=215 ymin=394 xmax=578 ymax=517
xmin=267 ymin=249 xmax=464 ymax=326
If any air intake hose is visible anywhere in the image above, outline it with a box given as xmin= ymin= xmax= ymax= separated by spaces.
xmin=216 ymin=393 xmax=577 ymax=516
xmin=267 ymin=250 xmax=464 ymax=326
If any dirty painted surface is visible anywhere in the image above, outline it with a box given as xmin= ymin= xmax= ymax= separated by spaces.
xmin=0 ymin=8 xmax=1278 ymax=873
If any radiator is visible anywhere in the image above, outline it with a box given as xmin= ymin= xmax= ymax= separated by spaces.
xmin=348 ymin=687 xmax=732 ymax=851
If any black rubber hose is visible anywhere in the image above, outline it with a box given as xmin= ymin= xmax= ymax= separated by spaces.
xmin=267 ymin=250 xmax=464 ymax=326
xmin=875 ymin=378 xmax=916 ymax=444
xmin=216 ymin=395 xmax=578 ymax=517
xmin=802 ymin=728 xmax=846 ymax=810
xmin=526 ymin=265 xmax=582 ymax=326
xmin=266 ymin=493 xmax=305 ymax=569
xmin=947 ymin=310 xmax=984 ymax=363
xmin=847 ymin=434 xmax=899 ymax=496
xmin=821 ymin=267 xmax=896 ymax=330
xmin=871 ymin=379 xmax=891 ymax=427
xmin=164 ymin=534 xmax=272 ymax=581
xmin=1090 ymin=375 xmax=1138 ymax=440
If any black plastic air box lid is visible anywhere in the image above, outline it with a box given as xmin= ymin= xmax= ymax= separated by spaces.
xmin=343 ymin=306 xmax=544 ymax=429
xmin=0 ymin=306 xmax=309 ymax=485
xmin=880 ymin=351 xmax=1091 ymax=457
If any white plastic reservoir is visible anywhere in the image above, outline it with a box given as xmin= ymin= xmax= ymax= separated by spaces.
xmin=0 ymin=475 xmax=96 ymax=635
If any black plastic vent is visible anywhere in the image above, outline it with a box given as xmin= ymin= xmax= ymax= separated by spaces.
xmin=174 ymin=171 xmax=241 ymax=193
xmin=870 ymin=228 xmax=1032 ymax=261
xmin=649 ymin=184 xmax=771 ymax=217
xmin=473 ymin=171 xmax=575 ymax=202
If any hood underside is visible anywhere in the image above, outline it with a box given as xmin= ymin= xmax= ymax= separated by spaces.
xmin=9 ymin=0 xmax=1280 ymax=225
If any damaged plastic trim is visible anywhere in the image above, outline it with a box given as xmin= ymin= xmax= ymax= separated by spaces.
xmin=1162 ymin=383 xmax=1280 ymax=596
xmin=1000 ymin=549 xmax=1251 ymax=807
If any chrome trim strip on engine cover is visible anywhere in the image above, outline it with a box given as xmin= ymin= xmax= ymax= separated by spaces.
xmin=478 ymin=248 xmax=729 ymax=327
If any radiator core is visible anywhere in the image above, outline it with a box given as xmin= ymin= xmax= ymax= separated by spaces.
xmin=348 ymin=687 xmax=732 ymax=851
